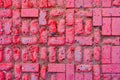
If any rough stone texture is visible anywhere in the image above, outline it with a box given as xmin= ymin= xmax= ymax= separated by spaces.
xmin=0 ymin=0 xmax=120 ymax=80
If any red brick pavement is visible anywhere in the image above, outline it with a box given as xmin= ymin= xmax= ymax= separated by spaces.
xmin=0 ymin=0 xmax=120 ymax=80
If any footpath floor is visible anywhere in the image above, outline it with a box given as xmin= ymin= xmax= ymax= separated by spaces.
xmin=0 ymin=0 xmax=120 ymax=80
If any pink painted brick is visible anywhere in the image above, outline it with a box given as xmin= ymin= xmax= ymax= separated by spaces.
xmin=112 ymin=46 xmax=120 ymax=63
xmin=6 ymin=72 xmax=12 ymax=80
xmin=113 ymin=0 xmax=120 ymax=6
xmin=4 ymin=47 xmax=12 ymax=62
xmin=21 ymin=9 xmax=38 ymax=17
xmin=66 ymin=64 xmax=74 ymax=80
xmin=4 ymin=0 xmax=12 ymax=8
xmin=39 ymin=0 xmax=47 ymax=8
xmin=93 ymin=8 xmax=102 ymax=26
xmin=102 ymin=0 xmax=111 ymax=7
xmin=40 ymin=47 xmax=47 ymax=61
xmin=66 ymin=9 xmax=74 ymax=26
xmin=67 ymin=46 xmax=74 ymax=62
xmin=102 ymin=18 xmax=111 ymax=35
xmin=40 ymin=65 xmax=47 ymax=79
xmin=0 ymin=71 xmax=5 ymax=80
xmin=48 ymin=36 xmax=65 ymax=46
xmin=0 ymin=36 xmax=12 ymax=45
xmin=48 ymin=63 xmax=65 ymax=72
xmin=48 ymin=0 xmax=56 ymax=7
xmin=13 ymin=47 xmax=20 ymax=61
xmin=22 ymin=48 xmax=29 ymax=63
xmin=66 ymin=0 xmax=74 ymax=8
xmin=84 ymin=0 xmax=92 ymax=8
xmin=31 ymin=73 xmax=39 ymax=80
xmin=14 ymin=64 xmax=22 ymax=80
xmin=93 ymin=0 xmax=101 ymax=7
xmin=57 ymin=19 xmax=65 ymax=35
xmin=50 ymin=9 xmax=64 ymax=17
xmin=22 ymin=63 xmax=39 ymax=72
xmin=12 ymin=0 xmax=21 ymax=8
xmin=112 ymin=18 xmax=120 ymax=35
xmin=102 ymin=45 xmax=111 ymax=64
xmin=102 ymin=64 xmax=120 ymax=73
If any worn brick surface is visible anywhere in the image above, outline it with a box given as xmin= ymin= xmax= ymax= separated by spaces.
xmin=0 ymin=0 xmax=120 ymax=80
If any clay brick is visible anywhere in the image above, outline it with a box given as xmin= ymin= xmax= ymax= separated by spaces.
xmin=48 ymin=19 xmax=57 ymax=35
xmin=0 ymin=0 xmax=3 ymax=7
xmin=50 ymin=9 xmax=64 ymax=17
xmin=0 ymin=9 xmax=12 ymax=17
xmin=93 ymin=65 xmax=100 ymax=80
xmin=13 ymin=47 xmax=20 ymax=61
xmin=14 ymin=64 xmax=22 ymax=80
xmin=22 ymin=48 xmax=28 ymax=63
xmin=6 ymin=72 xmax=12 ymax=80
xmin=0 ymin=63 xmax=13 ymax=71
xmin=3 ymin=19 xmax=12 ymax=35
xmin=84 ymin=73 xmax=92 ymax=80
xmin=39 ymin=10 xmax=47 ymax=26
xmin=66 ymin=9 xmax=74 ymax=26
xmin=74 ymin=46 xmax=82 ymax=62
xmin=0 ymin=47 xmax=3 ymax=62
xmin=75 ymin=73 xmax=84 ymax=80
xmin=40 ymin=65 xmax=47 ymax=79
xmin=22 ymin=20 xmax=29 ymax=35
xmin=93 ymin=8 xmax=102 ymax=26
xmin=102 ymin=18 xmax=111 ymax=35
xmin=94 ymin=46 xmax=100 ymax=61
xmin=48 ymin=47 xmax=56 ymax=62
xmin=84 ymin=18 xmax=92 ymax=35
xmin=48 ymin=36 xmax=65 ymax=46
xmin=0 ymin=36 xmax=12 ymax=45
xmin=57 ymin=0 xmax=64 ymax=6
xmin=102 ymin=0 xmax=111 ymax=7
xmin=22 ymin=63 xmax=39 ymax=72
xmin=56 ymin=73 xmax=65 ymax=80
xmin=76 ymin=64 xmax=92 ymax=72
xmin=48 ymin=0 xmax=56 ymax=7
xmin=67 ymin=46 xmax=74 ymax=62
xmin=66 ymin=0 xmax=74 ymax=8
xmin=93 ymin=0 xmax=101 ymax=7
xmin=4 ymin=47 xmax=12 ymax=62
xmin=112 ymin=74 xmax=120 ymax=80
xmin=39 ymin=27 xmax=48 ymax=44
xmin=4 ymin=0 xmax=12 ymax=8
xmin=21 ymin=9 xmax=38 ymax=17
xmin=112 ymin=18 xmax=120 ymax=35
xmin=22 ymin=0 xmax=32 ymax=8
xmin=66 ymin=64 xmax=74 ymax=80
xmin=75 ymin=0 xmax=83 ymax=8
xmin=102 ymin=37 xmax=120 ymax=45
xmin=31 ymin=73 xmax=39 ymax=80
xmin=58 ymin=47 xmax=66 ymax=62
xmin=0 ymin=71 xmax=5 ymax=80
xmin=57 ymin=19 xmax=65 ymax=35
xmin=102 ymin=45 xmax=111 ymax=64
xmin=102 ymin=64 xmax=120 ymax=73
xmin=84 ymin=48 xmax=93 ymax=64
xmin=66 ymin=27 xmax=74 ymax=44
xmin=48 ymin=63 xmax=65 ymax=72
xmin=112 ymin=46 xmax=120 ymax=63
xmin=22 ymin=74 xmax=29 ymax=80
xmin=12 ymin=0 xmax=21 ymax=8
xmin=39 ymin=0 xmax=47 ymax=8
xmin=40 ymin=47 xmax=47 ymax=61
xmin=84 ymin=0 xmax=92 ymax=8
xmin=102 ymin=8 xmax=120 ymax=17
xmin=75 ymin=36 xmax=92 ymax=45
xmin=94 ymin=28 xmax=100 ymax=44
xmin=21 ymin=36 xmax=38 ymax=45
xmin=102 ymin=74 xmax=111 ymax=80
xmin=30 ymin=20 xmax=39 ymax=34
xmin=113 ymin=0 xmax=120 ymax=6
xmin=75 ymin=18 xmax=84 ymax=35
xmin=13 ymin=9 xmax=21 ymax=27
